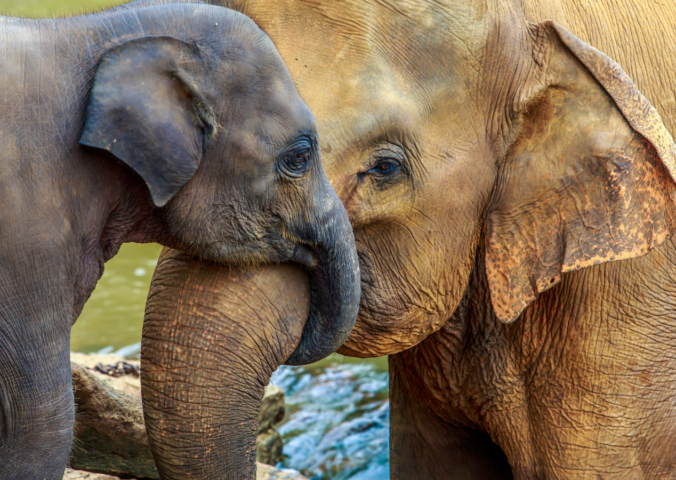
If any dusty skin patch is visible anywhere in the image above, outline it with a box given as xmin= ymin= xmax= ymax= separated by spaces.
xmin=486 ymin=22 xmax=676 ymax=323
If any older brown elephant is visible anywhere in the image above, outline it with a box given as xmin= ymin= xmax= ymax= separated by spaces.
xmin=141 ymin=0 xmax=676 ymax=478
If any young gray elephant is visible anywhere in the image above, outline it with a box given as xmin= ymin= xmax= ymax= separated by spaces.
xmin=0 ymin=4 xmax=359 ymax=479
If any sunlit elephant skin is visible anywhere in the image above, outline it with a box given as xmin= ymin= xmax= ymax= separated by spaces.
xmin=0 ymin=4 xmax=359 ymax=479
xmin=237 ymin=1 xmax=676 ymax=478
xmin=132 ymin=0 xmax=676 ymax=478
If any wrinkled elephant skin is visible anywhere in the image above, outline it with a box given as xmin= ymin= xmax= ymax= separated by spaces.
xmin=0 ymin=3 xmax=359 ymax=479
xmin=142 ymin=249 xmax=310 ymax=479
xmin=134 ymin=0 xmax=676 ymax=478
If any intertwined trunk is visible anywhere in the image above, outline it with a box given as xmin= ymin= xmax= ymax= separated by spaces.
xmin=141 ymin=249 xmax=311 ymax=479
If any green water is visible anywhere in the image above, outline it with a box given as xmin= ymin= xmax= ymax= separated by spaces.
xmin=0 ymin=0 xmax=126 ymax=17
xmin=72 ymin=243 xmax=161 ymax=354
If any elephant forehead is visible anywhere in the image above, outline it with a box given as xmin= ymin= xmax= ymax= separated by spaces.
xmin=301 ymin=70 xmax=482 ymax=184
xmin=259 ymin=0 xmax=489 ymax=62
xmin=245 ymin=0 xmax=491 ymax=102
xmin=315 ymin=95 xmax=419 ymax=173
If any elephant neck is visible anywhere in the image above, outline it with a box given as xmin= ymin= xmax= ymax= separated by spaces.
xmin=393 ymin=251 xmax=544 ymax=476
xmin=65 ymin=151 xmax=167 ymax=320
xmin=399 ymin=264 xmax=504 ymax=429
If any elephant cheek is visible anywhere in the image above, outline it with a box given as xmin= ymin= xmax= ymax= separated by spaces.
xmin=337 ymin=322 xmax=400 ymax=358
xmin=337 ymin=308 xmax=449 ymax=358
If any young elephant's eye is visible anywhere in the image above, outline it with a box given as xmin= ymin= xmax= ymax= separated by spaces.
xmin=280 ymin=145 xmax=312 ymax=178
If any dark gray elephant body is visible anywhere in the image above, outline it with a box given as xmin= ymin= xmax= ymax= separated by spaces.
xmin=0 ymin=5 xmax=359 ymax=479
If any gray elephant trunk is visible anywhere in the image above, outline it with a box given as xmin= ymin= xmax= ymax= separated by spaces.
xmin=284 ymin=187 xmax=361 ymax=365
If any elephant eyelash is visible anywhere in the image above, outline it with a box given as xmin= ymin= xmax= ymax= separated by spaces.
xmin=366 ymin=158 xmax=402 ymax=175
xmin=278 ymin=135 xmax=315 ymax=179
xmin=358 ymin=145 xmax=411 ymax=185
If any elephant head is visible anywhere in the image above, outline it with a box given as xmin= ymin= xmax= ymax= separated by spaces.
xmin=141 ymin=0 xmax=676 ymax=477
xmin=80 ymin=7 xmax=359 ymax=365
xmin=221 ymin=0 xmax=676 ymax=357
xmin=78 ymin=8 xmax=359 ymax=478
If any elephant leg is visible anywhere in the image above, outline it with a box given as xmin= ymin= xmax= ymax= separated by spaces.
xmin=0 ymin=319 xmax=73 ymax=479
xmin=389 ymin=354 xmax=513 ymax=480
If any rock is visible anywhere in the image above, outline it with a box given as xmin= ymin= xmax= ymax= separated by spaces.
xmin=70 ymin=353 xmax=141 ymax=398
xmin=258 ymin=385 xmax=285 ymax=433
xmin=68 ymin=353 xmax=306 ymax=480
xmin=256 ymin=428 xmax=284 ymax=466
xmin=257 ymin=384 xmax=285 ymax=465
xmin=256 ymin=463 xmax=309 ymax=480
xmin=64 ymin=464 xmax=308 ymax=480
xmin=63 ymin=468 xmax=125 ymax=479
xmin=70 ymin=363 xmax=159 ymax=480
xmin=70 ymin=353 xmax=137 ymax=370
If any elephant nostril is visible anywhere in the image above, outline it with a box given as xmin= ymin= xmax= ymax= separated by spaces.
xmin=291 ymin=244 xmax=315 ymax=269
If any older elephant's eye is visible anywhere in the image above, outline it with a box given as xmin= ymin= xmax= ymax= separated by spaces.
xmin=359 ymin=144 xmax=409 ymax=190
xmin=368 ymin=160 xmax=398 ymax=175
xmin=280 ymin=143 xmax=312 ymax=178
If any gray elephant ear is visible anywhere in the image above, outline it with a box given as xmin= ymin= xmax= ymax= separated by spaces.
xmin=486 ymin=21 xmax=676 ymax=324
xmin=80 ymin=36 xmax=217 ymax=207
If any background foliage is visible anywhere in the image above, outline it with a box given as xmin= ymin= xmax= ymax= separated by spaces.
xmin=0 ymin=0 xmax=125 ymax=18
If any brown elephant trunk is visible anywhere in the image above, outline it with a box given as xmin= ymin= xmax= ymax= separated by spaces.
xmin=141 ymin=248 xmax=310 ymax=480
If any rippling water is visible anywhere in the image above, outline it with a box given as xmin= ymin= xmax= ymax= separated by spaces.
xmin=72 ymin=243 xmax=390 ymax=479
xmin=273 ymin=359 xmax=390 ymax=480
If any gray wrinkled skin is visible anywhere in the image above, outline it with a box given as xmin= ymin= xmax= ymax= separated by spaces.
xmin=0 ymin=4 xmax=359 ymax=478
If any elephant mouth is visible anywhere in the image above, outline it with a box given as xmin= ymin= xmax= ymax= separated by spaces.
xmin=290 ymin=244 xmax=315 ymax=268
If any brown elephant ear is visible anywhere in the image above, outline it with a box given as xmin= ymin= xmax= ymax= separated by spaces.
xmin=80 ymin=36 xmax=217 ymax=207
xmin=486 ymin=21 xmax=676 ymax=323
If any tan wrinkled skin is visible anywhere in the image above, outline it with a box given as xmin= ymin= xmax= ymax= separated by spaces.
xmin=235 ymin=0 xmax=500 ymax=357
xmin=142 ymin=250 xmax=311 ymax=480
xmin=136 ymin=0 xmax=676 ymax=477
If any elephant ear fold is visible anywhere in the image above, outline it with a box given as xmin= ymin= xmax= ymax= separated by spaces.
xmin=486 ymin=21 xmax=676 ymax=323
xmin=80 ymin=36 xmax=217 ymax=207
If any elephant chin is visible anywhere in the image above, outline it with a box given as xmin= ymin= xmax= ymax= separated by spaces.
xmin=141 ymin=247 xmax=310 ymax=480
